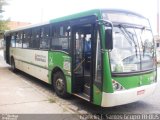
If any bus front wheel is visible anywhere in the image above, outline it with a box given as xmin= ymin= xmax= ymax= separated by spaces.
xmin=53 ymin=71 xmax=70 ymax=98
xmin=11 ymin=58 xmax=17 ymax=72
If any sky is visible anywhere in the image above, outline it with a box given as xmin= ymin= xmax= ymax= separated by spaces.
xmin=2 ymin=0 xmax=159 ymax=35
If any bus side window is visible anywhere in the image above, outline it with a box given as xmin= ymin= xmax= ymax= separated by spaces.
xmin=27 ymin=29 xmax=32 ymax=48
xmin=11 ymin=34 xmax=16 ymax=47
xmin=95 ymin=32 xmax=102 ymax=84
xmin=51 ymin=25 xmax=70 ymax=52
xmin=16 ymin=32 xmax=22 ymax=48
xmin=23 ymin=30 xmax=30 ymax=48
xmin=40 ymin=25 xmax=50 ymax=49
xmin=51 ymin=26 xmax=61 ymax=50
xmin=32 ymin=28 xmax=40 ymax=49
xmin=60 ymin=26 xmax=70 ymax=52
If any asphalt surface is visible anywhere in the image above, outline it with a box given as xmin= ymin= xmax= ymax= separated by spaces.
xmin=0 ymin=52 xmax=74 ymax=114
xmin=0 ymin=50 xmax=160 ymax=117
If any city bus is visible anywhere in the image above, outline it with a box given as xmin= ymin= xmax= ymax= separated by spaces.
xmin=4 ymin=9 xmax=157 ymax=107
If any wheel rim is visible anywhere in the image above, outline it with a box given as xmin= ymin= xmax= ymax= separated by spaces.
xmin=56 ymin=78 xmax=64 ymax=92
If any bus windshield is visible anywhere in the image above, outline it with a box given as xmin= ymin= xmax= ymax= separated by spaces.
xmin=102 ymin=12 xmax=149 ymax=27
xmin=103 ymin=12 xmax=156 ymax=73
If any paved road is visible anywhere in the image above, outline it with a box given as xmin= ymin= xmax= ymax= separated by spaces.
xmin=0 ymin=50 xmax=76 ymax=116
xmin=0 ymin=50 xmax=160 ymax=116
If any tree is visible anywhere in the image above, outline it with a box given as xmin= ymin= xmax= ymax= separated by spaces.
xmin=0 ymin=19 xmax=9 ymax=38
xmin=0 ymin=0 xmax=9 ymax=39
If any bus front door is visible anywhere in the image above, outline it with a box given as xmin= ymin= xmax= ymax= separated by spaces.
xmin=72 ymin=24 xmax=94 ymax=101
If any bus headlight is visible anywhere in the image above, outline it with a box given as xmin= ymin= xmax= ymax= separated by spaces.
xmin=112 ymin=80 xmax=125 ymax=91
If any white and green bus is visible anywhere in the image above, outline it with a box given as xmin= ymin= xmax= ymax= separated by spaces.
xmin=4 ymin=9 xmax=157 ymax=107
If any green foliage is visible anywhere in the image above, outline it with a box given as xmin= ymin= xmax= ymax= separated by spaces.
xmin=0 ymin=0 xmax=10 ymax=38
xmin=0 ymin=19 xmax=9 ymax=31
xmin=0 ymin=19 xmax=9 ymax=38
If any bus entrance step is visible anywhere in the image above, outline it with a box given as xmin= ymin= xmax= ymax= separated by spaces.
xmin=83 ymin=84 xmax=90 ymax=96
xmin=73 ymin=93 xmax=90 ymax=101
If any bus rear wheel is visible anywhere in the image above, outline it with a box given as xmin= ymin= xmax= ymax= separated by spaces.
xmin=11 ymin=58 xmax=17 ymax=72
xmin=53 ymin=71 xmax=70 ymax=98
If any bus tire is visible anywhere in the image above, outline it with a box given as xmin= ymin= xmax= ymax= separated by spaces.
xmin=11 ymin=58 xmax=17 ymax=72
xmin=53 ymin=71 xmax=70 ymax=98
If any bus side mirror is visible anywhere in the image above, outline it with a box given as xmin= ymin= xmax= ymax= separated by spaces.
xmin=105 ymin=28 xmax=113 ymax=50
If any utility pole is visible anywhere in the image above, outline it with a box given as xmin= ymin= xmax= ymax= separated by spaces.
xmin=157 ymin=0 xmax=160 ymax=36
xmin=40 ymin=8 xmax=44 ymax=23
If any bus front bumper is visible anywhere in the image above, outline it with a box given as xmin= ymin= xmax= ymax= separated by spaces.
xmin=101 ymin=83 xmax=157 ymax=107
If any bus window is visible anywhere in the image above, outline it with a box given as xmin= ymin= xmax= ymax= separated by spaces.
xmin=51 ymin=25 xmax=70 ymax=52
xmin=27 ymin=29 xmax=32 ymax=48
xmin=16 ymin=32 xmax=22 ymax=48
xmin=40 ymin=25 xmax=50 ymax=49
xmin=31 ymin=28 xmax=40 ymax=49
xmin=23 ymin=30 xmax=31 ymax=48
xmin=95 ymin=32 xmax=102 ymax=84
xmin=10 ymin=34 xmax=16 ymax=47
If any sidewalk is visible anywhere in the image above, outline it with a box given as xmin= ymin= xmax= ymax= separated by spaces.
xmin=0 ymin=50 xmax=75 ymax=115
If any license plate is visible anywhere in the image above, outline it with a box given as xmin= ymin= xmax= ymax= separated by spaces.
xmin=137 ymin=90 xmax=145 ymax=95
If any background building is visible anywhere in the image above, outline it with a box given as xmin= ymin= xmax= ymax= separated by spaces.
xmin=7 ymin=21 xmax=31 ymax=30
xmin=155 ymin=35 xmax=160 ymax=48
xmin=154 ymin=35 xmax=160 ymax=63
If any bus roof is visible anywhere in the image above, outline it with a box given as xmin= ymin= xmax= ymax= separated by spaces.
xmin=50 ymin=9 xmax=146 ymax=23
xmin=4 ymin=9 xmax=146 ymax=35
xmin=4 ymin=9 xmax=101 ymax=35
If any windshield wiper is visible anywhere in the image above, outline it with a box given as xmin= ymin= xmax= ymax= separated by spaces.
xmin=139 ymin=27 xmax=154 ymax=58
xmin=138 ymin=27 xmax=146 ymax=57
xmin=119 ymin=24 xmax=138 ymax=57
